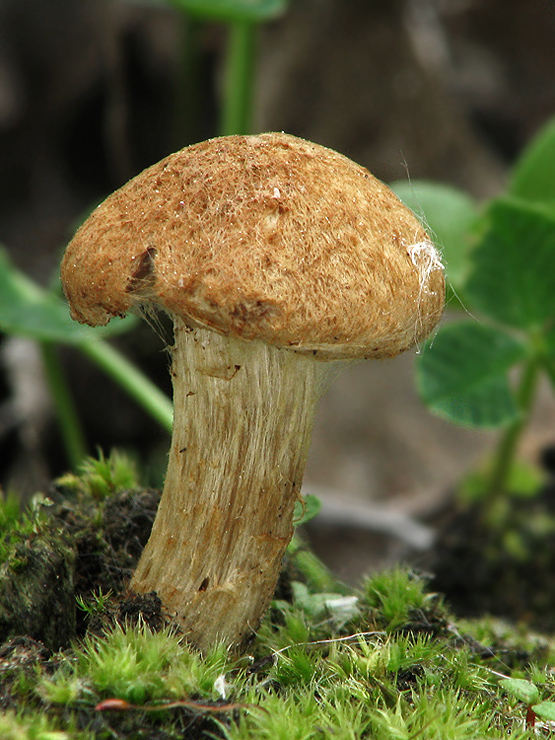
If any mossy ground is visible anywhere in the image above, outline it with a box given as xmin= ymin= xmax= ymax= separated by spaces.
xmin=1 ymin=452 xmax=554 ymax=739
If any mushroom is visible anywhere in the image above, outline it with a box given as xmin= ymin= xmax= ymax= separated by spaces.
xmin=60 ymin=132 xmax=444 ymax=652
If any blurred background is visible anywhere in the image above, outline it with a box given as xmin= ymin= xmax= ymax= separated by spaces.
xmin=1 ymin=0 xmax=554 ymax=581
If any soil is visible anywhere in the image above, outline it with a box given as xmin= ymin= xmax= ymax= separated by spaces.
xmin=0 ymin=484 xmax=162 ymax=651
xmin=423 ymin=447 xmax=555 ymax=631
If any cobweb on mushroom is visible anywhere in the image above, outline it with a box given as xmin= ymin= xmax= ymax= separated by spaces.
xmin=406 ymin=237 xmax=444 ymax=348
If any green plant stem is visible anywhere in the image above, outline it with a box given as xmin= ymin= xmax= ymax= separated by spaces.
xmin=287 ymin=534 xmax=350 ymax=595
xmin=543 ymin=356 xmax=555 ymax=389
xmin=174 ymin=13 xmax=204 ymax=147
xmin=79 ymin=340 xmax=173 ymax=434
xmin=220 ymin=20 xmax=256 ymax=136
xmin=484 ymin=356 xmax=541 ymax=511
xmin=40 ymin=341 xmax=87 ymax=470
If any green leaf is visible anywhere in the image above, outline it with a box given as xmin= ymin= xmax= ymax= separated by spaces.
xmin=540 ymin=321 xmax=555 ymax=389
xmin=510 ymin=118 xmax=555 ymax=209
xmin=465 ymin=198 xmax=555 ymax=332
xmin=290 ymin=581 xmax=358 ymax=623
xmin=167 ymin=0 xmax=288 ymax=22
xmin=416 ymin=322 xmax=527 ymax=429
xmin=532 ymin=702 xmax=555 ymax=721
xmin=391 ymin=180 xmax=478 ymax=295
xmin=545 ymin=322 xmax=555 ymax=358
xmin=544 ymin=356 xmax=555 ymax=393
xmin=500 ymin=678 xmax=539 ymax=705
xmin=293 ymin=494 xmax=321 ymax=527
xmin=459 ymin=459 xmax=544 ymax=504
xmin=0 ymin=249 xmax=136 ymax=344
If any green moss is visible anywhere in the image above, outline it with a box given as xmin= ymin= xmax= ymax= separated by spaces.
xmin=55 ymin=449 xmax=140 ymax=501
xmin=361 ymin=567 xmax=446 ymax=633
xmin=38 ymin=623 xmax=229 ymax=708
xmin=0 ymin=711 xmax=71 ymax=740
xmin=0 ymin=567 xmax=546 ymax=739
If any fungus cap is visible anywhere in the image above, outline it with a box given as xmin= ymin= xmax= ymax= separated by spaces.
xmin=61 ymin=132 xmax=444 ymax=360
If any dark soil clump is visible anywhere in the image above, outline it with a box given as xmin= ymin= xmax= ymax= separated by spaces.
xmin=0 ymin=485 xmax=161 ymax=650
xmin=427 ymin=457 xmax=555 ymax=631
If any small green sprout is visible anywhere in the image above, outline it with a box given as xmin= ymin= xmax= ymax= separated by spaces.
xmin=500 ymin=677 xmax=540 ymax=705
xmin=287 ymin=581 xmax=358 ymax=627
xmin=75 ymin=588 xmax=113 ymax=618
xmin=57 ymin=449 xmax=139 ymax=500
xmin=292 ymin=493 xmax=321 ymax=527
xmin=500 ymin=676 xmax=555 ymax=728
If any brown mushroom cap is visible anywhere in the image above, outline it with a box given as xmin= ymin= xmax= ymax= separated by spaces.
xmin=61 ymin=132 xmax=444 ymax=360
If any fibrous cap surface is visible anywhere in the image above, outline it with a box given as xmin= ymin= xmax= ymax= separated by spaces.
xmin=61 ymin=132 xmax=444 ymax=360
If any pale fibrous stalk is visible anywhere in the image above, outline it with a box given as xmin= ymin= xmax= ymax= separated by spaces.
xmin=131 ymin=317 xmax=327 ymax=651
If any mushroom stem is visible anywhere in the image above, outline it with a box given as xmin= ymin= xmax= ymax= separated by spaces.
xmin=131 ymin=317 xmax=327 ymax=651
